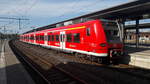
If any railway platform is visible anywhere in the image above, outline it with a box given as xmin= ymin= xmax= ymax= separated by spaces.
xmin=0 ymin=40 xmax=35 ymax=84
xmin=124 ymin=45 xmax=150 ymax=69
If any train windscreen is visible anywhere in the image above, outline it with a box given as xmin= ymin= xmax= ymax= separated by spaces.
xmin=102 ymin=21 xmax=121 ymax=43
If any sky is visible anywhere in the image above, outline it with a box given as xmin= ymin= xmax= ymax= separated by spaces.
xmin=0 ymin=0 xmax=146 ymax=34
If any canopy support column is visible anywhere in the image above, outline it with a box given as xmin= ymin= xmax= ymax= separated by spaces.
xmin=136 ymin=19 xmax=139 ymax=48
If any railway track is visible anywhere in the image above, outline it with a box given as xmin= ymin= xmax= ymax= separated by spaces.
xmin=10 ymin=40 xmax=150 ymax=84
xmin=9 ymin=40 xmax=87 ymax=84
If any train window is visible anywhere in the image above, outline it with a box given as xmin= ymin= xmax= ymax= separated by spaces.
xmin=30 ymin=36 xmax=34 ymax=40
xmin=36 ymin=36 xmax=38 ymax=40
xmin=56 ymin=35 xmax=59 ymax=41
xmin=38 ymin=36 xmax=40 ymax=40
xmin=86 ymin=28 xmax=90 ymax=36
xmin=42 ymin=36 xmax=44 ymax=40
xmin=52 ymin=35 xmax=54 ymax=41
xmin=73 ymin=33 xmax=80 ymax=43
xmin=36 ymin=36 xmax=40 ymax=41
xmin=48 ymin=35 xmax=51 ymax=41
xmin=40 ymin=36 xmax=44 ymax=40
xmin=33 ymin=36 xmax=35 ymax=40
xmin=40 ymin=36 xmax=41 ymax=40
xmin=39 ymin=35 xmax=42 ymax=40
xmin=67 ymin=34 xmax=72 ymax=42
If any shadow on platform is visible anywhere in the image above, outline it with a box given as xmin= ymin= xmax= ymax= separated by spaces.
xmin=0 ymin=63 xmax=35 ymax=84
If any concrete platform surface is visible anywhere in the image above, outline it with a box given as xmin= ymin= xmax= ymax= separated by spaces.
xmin=0 ymin=40 xmax=35 ymax=84
xmin=125 ymin=46 xmax=150 ymax=69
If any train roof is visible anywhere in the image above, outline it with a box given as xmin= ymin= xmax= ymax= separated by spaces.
xmin=24 ymin=20 xmax=100 ymax=34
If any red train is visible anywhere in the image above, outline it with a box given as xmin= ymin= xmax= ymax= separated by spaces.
xmin=20 ymin=19 xmax=123 ymax=64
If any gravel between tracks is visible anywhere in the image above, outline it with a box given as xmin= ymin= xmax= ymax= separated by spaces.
xmin=11 ymin=40 xmax=150 ymax=84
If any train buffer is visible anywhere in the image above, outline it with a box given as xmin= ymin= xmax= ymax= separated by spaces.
xmin=0 ymin=40 xmax=35 ymax=84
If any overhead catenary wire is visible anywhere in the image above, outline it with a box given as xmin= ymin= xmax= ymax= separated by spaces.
xmin=23 ymin=0 xmax=39 ymax=17
xmin=0 ymin=0 xmax=26 ymax=17
xmin=0 ymin=0 xmax=35 ymax=34
xmin=0 ymin=0 xmax=38 ymax=35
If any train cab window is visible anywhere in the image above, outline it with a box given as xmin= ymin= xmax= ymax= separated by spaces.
xmin=56 ymin=35 xmax=59 ymax=41
xmin=48 ymin=35 xmax=51 ymax=41
xmin=67 ymin=34 xmax=72 ymax=42
xmin=73 ymin=33 xmax=80 ymax=43
xmin=52 ymin=35 xmax=54 ymax=41
xmin=86 ymin=28 xmax=90 ymax=36
xmin=102 ymin=20 xmax=121 ymax=43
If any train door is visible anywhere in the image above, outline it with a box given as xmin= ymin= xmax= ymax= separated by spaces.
xmin=44 ymin=32 xmax=48 ymax=46
xmin=60 ymin=31 xmax=66 ymax=50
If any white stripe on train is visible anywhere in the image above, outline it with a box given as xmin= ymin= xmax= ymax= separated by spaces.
xmin=26 ymin=41 xmax=108 ymax=57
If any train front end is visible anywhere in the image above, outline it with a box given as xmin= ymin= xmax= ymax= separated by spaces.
xmin=102 ymin=20 xmax=124 ymax=63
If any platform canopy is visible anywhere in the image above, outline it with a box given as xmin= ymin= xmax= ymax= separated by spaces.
xmin=25 ymin=0 xmax=150 ymax=33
